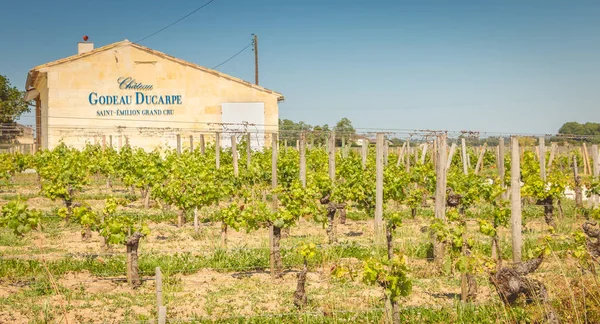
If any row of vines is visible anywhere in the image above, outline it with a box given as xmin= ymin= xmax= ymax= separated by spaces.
xmin=1 ymin=133 xmax=600 ymax=323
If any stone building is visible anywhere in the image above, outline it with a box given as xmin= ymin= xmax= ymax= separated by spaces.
xmin=24 ymin=39 xmax=284 ymax=151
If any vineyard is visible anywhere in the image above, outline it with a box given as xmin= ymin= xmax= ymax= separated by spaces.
xmin=1 ymin=130 xmax=600 ymax=323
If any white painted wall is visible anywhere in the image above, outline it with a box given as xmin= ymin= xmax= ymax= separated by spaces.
xmin=221 ymin=102 xmax=265 ymax=149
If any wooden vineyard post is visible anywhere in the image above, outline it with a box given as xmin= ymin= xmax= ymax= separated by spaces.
xmin=574 ymin=155 xmax=583 ymax=208
xmin=158 ymin=306 xmax=166 ymax=324
xmin=215 ymin=132 xmax=220 ymax=170
xmin=461 ymin=138 xmax=468 ymax=174
xmin=583 ymin=143 xmax=591 ymax=175
xmin=446 ymin=142 xmax=457 ymax=170
xmin=578 ymin=146 xmax=584 ymax=171
xmin=299 ymin=131 xmax=306 ymax=187
xmin=232 ymin=135 xmax=239 ymax=177
xmin=246 ymin=132 xmax=252 ymax=167
xmin=397 ymin=142 xmax=406 ymax=167
xmin=361 ymin=138 xmax=368 ymax=169
xmin=592 ymin=145 xmax=599 ymax=207
xmin=344 ymin=137 xmax=350 ymax=158
xmin=199 ymin=134 xmax=205 ymax=155
xmin=109 ymin=135 xmax=113 ymax=148
xmin=460 ymin=137 xmax=470 ymax=302
xmin=466 ymin=147 xmax=471 ymax=169
xmin=270 ymin=133 xmax=280 ymax=278
xmin=434 ymin=134 xmax=448 ymax=265
xmin=156 ymin=267 xmax=163 ymax=314
xmin=176 ymin=134 xmax=181 ymax=155
xmin=326 ymin=131 xmax=339 ymax=233
xmin=405 ymin=139 xmax=411 ymax=172
xmin=414 ymin=144 xmax=419 ymax=165
xmin=510 ymin=136 xmax=522 ymax=263
xmin=498 ymin=138 xmax=506 ymax=197
xmin=547 ymin=143 xmax=557 ymax=171
xmin=189 ymin=135 xmax=194 ymax=152
xmin=474 ymin=143 xmax=487 ymax=175
xmin=342 ymin=136 xmax=346 ymax=158
xmin=375 ymin=133 xmax=384 ymax=242
xmin=539 ymin=137 xmax=546 ymax=181
xmin=328 ymin=132 xmax=336 ymax=181
xmin=492 ymin=138 xmax=506 ymax=260
xmin=420 ymin=142 xmax=428 ymax=165
xmin=326 ymin=132 xmax=339 ymax=242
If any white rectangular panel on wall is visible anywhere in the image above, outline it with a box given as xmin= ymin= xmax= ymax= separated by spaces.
xmin=221 ymin=102 xmax=265 ymax=149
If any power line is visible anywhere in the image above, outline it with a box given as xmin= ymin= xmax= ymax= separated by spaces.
xmin=133 ymin=0 xmax=218 ymax=44
xmin=212 ymin=42 xmax=253 ymax=69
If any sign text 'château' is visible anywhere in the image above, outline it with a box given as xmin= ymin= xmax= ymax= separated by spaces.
xmin=89 ymin=77 xmax=182 ymax=117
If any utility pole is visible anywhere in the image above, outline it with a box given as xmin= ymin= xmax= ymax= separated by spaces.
xmin=253 ymin=34 xmax=259 ymax=85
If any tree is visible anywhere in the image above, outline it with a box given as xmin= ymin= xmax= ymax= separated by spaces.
xmin=334 ymin=118 xmax=356 ymax=146
xmin=558 ymin=122 xmax=600 ymax=143
xmin=309 ymin=124 xmax=330 ymax=146
xmin=0 ymin=75 xmax=30 ymax=123
xmin=558 ymin=121 xmax=600 ymax=136
xmin=0 ymin=75 xmax=31 ymax=143
xmin=279 ymin=119 xmax=311 ymax=145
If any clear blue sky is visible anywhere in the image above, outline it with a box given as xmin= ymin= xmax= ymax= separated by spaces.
xmin=1 ymin=0 xmax=599 ymax=135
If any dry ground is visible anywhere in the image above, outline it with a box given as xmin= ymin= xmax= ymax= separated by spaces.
xmin=0 ymin=176 xmax=597 ymax=323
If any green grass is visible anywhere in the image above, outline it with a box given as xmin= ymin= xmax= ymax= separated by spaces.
xmin=76 ymin=192 xmax=138 ymax=201
xmin=0 ymin=228 xmax=27 ymax=246
xmin=0 ymin=193 xmax=39 ymax=201
xmin=142 ymin=303 xmax=535 ymax=324
xmin=345 ymin=211 xmax=371 ymax=221
xmin=0 ymin=242 xmax=387 ymax=281
xmin=173 ymin=309 xmax=386 ymax=324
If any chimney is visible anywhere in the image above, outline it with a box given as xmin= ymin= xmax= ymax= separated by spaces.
xmin=78 ymin=42 xmax=94 ymax=54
